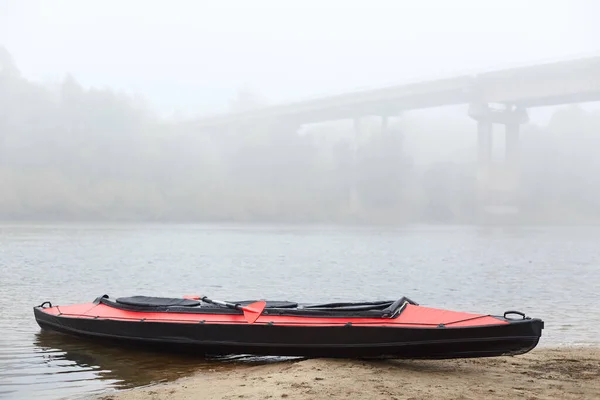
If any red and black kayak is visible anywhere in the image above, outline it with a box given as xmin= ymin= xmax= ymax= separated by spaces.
xmin=33 ymin=294 xmax=544 ymax=359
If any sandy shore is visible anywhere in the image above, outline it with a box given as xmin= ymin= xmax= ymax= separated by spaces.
xmin=100 ymin=347 xmax=600 ymax=400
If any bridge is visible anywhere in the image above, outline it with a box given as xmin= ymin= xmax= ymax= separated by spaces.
xmin=189 ymin=55 xmax=600 ymax=220
xmin=192 ymin=55 xmax=600 ymax=128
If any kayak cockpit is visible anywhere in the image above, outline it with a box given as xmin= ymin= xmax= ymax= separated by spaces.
xmin=92 ymin=294 xmax=418 ymax=318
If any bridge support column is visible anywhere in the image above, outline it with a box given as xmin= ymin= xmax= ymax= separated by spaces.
xmin=381 ymin=115 xmax=389 ymax=135
xmin=349 ymin=117 xmax=363 ymax=213
xmin=505 ymin=123 xmax=519 ymax=168
xmin=353 ymin=117 xmax=362 ymax=140
xmin=477 ymin=119 xmax=493 ymax=174
xmin=469 ymin=103 xmax=528 ymax=222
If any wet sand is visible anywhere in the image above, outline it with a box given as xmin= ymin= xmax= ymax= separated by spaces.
xmin=101 ymin=347 xmax=600 ymax=400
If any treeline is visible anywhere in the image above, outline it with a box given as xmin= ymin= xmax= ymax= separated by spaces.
xmin=1 ymin=47 xmax=600 ymax=224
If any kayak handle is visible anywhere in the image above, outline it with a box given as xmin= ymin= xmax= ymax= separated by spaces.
xmin=503 ymin=310 xmax=527 ymax=320
xmin=39 ymin=301 xmax=53 ymax=308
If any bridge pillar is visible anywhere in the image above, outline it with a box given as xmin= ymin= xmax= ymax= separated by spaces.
xmin=381 ymin=115 xmax=389 ymax=135
xmin=349 ymin=117 xmax=362 ymax=213
xmin=505 ymin=122 xmax=519 ymax=168
xmin=468 ymin=103 xmax=528 ymax=222
xmin=477 ymin=119 xmax=493 ymax=173
xmin=353 ymin=117 xmax=363 ymax=143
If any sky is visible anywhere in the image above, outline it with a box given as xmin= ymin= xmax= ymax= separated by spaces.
xmin=1 ymin=0 xmax=599 ymax=118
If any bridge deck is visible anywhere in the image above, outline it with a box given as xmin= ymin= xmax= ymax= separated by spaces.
xmin=194 ymin=56 xmax=600 ymax=127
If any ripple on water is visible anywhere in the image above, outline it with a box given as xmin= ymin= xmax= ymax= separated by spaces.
xmin=1 ymin=224 xmax=600 ymax=400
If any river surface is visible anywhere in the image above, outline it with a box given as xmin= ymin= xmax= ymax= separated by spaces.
xmin=1 ymin=224 xmax=599 ymax=399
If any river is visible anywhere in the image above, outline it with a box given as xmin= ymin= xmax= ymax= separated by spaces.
xmin=1 ymin=224 xmax=599 ymax=399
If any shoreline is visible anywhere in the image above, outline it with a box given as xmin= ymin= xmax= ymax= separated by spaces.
xmin=5 ymin=221 xmax=600 ymax=228
xmin=100 ymin=347 xmax=600 ymax=400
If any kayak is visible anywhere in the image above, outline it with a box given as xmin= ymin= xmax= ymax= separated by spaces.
xmin=33 ymin=294 xmax=544 ymax=359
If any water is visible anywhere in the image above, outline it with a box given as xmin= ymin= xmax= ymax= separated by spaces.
xmin=1 ymin=224 xmax=599 ymax=399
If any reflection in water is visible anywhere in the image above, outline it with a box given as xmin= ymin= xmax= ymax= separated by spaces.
xmin=34 ymin=330 xmax=207 ymax=390
xmin=26 ymin=330 xmax=296 ymax=399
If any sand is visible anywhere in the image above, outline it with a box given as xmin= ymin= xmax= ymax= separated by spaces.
xmin=100 ymin=347 xmax=600 ymax=400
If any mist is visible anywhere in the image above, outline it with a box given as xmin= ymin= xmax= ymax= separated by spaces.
xmin=1 ymin=1 xmax=600 ymax=225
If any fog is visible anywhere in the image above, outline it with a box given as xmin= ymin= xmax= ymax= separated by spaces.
xmin=1 ymin=1 xmax=600 ymax=224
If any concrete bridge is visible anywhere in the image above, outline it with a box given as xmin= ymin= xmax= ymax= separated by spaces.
xmin=193 ymin=55 xmax=600 ymax=128
xmin=190 ymin=55 xmax=600 ymax=219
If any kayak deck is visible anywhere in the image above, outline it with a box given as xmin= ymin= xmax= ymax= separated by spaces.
xmin=36 ymin=294 xmax=515 ymax=327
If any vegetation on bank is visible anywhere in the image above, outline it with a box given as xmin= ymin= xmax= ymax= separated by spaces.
xmin=2 ymin=46 xmax=600 ymax=224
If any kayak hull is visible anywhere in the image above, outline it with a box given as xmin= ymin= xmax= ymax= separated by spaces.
xmin=33 ymin=303 xmax=543 ymax=359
